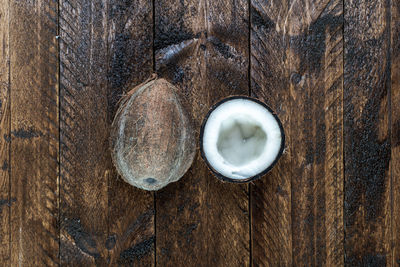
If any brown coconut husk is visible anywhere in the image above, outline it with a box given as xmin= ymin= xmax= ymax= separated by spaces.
xmin=110 ymin=75 xmax=196 ymax=191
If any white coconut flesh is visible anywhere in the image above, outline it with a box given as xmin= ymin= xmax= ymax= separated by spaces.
xmin=202 ymin=98 xmax=283 ymax=180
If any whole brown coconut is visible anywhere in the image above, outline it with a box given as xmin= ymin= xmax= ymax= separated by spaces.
xmin=110 ymin=76 xmax=196 ymax=191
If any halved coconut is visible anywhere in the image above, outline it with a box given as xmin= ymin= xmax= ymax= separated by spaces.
xmin=200 ymin=96 xmax=285 ymax=183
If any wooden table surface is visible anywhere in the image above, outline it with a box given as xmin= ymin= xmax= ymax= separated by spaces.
xmin=1 ymin=0 xmax=399 ymax=266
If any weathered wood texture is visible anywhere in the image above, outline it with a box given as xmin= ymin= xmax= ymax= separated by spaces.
xmin=60 ymin=0 xmax=109 ymax=264
xmin=344 ymin=0 xmax=393 ymax=265
xmin=0 ymin=0 xmax=10 ymax=263
xmin=251 ymin=0 xmax=344 ymax=266
xmin=250 ymin=1 xmax=292 ymax=265
xmin=154 ymin=0 xmax=250 ymax=266
xmin=391 ymin=0 xmax=400 ymax=264
xmin=9 ymin=0 xmax=60 ymax=265
xmin=289 ymin=1 xmax=344 ymax=265
xmin=59 ymin=0 xmax=154 ymax=265
xmin=1 ymin=0 xmax=400 ymax=266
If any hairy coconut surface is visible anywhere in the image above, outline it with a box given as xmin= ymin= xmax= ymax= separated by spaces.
xmin=111 ymin=77 xmax=196 ymax=191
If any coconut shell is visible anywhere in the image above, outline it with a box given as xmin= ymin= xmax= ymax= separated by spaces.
xmin=110 ymin=76 xmax=196 ymax=191
xmin=199 ymin=96 xmax=285 ymax=183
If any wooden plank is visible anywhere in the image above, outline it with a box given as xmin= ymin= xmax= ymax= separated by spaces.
xmin=154 ymin=0 xmax=250 ymax=265
xmin=287 ymin=0 xmax=344 ymax=265
xmin=106 ymin=0 xmax=155 ymax=266
xmin=59 ymin=0 xmax=155 ymax=265
xmin=9 ymin=0 xmax=60 ymax=265
xmin=59 ymin=0 xmax=109 ymax=264
xmin=250 ymin=1 xmax=292 ymax=265
xmin=391 ymin=0 xmax=400 ymax=264
xmin=251 ymin=0 xmax=344 ymax=265
xmin=0 ymin=0 xmax=10 ymax=263
xmin=344 ymin=0 xmax=392 ymax=265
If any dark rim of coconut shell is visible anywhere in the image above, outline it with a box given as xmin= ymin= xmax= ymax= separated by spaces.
xmin=199 ymin=95 xmax=286 ymax=183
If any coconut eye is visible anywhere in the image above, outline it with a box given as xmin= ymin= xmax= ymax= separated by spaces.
xmin=144 ymin=178 xmax=157 ymax=184
xmin=200 ymin=96 xmax=284 ymax=182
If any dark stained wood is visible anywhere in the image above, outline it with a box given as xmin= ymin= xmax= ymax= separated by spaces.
xmin=9 ymin=0 xmax=60 ymax=265
xmin=391 ymin=0 xmax=400 ymax=264
xmin=154 ymin=0 xmax=250 ymax=266
xmin=251 ymin=0 xmax=344 ymax=265
xmin=0 ymin=0 xmax=10 ymax=263
xmin=250 ymin=1 xmax=293 ymax=266
xmin=344 ymin=0 xmax=392 ymax=265
xmin=59 ymin=0 xmax=155 ymax=265
xmin=59 ymin=1 xmax=109 ymax=264
xmin=288 ymin=0 xmax=344 ymax=265
xmin=2 ymin=0 xmax=400 ymax=265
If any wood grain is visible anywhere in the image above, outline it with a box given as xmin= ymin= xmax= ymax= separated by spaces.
xmin=0 ymin=0 xmax=10 ymax=263
xmin=251 ymin=0 xmax=344 ymax=265
xmin=9 ymin=0 xmax=60 ymax=265
xmin=391 ymin=0 xmax=400 ymax=264
xmin=250 ymin=1 xmax=292 ymax=265
xmin=2 ymin=0 xmax=399 ymax=265
xmin=344 ymin=0 xmax=392 ymax=265
xmin=59 ymin=0 xmax=109 ymax=264
xmin=59 ymin=0 xmax=155 ymax=265
xmin=154 ymin=0 xmax=250 ymax=265
xmin=288 ymin=0 xmax=344 ymax=265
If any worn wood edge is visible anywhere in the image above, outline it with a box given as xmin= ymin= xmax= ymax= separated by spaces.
xmin=391 ymin=0 xmax=400 ymax=264
xmin=0 ymin=0 xmax=10 ymax=263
